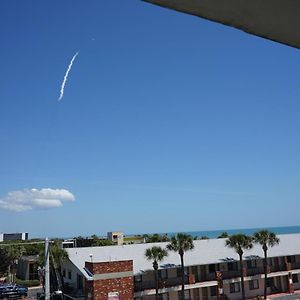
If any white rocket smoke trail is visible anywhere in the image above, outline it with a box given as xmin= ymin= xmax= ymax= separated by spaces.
xmin=58 ymin=51 xmax=79 ymax=101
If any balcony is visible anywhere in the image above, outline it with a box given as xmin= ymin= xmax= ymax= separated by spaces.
xmin=291 ymin=262 xmax=300 ymax=270
xmin=269 ymin=265 xmax=289 ymax=273
xmin=246 ymin=267 xmax=265 ymax=276
xmin=222 ymin=270 xmax=241 ymax=280
xmin=134 ymin=262 xmax=300 ymax=293
xmin=134 ymin=277 xmax=189 ymax=292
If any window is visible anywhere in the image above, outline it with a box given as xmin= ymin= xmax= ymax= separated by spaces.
xmin=293 ymin=274 xmax=299 ymax=283
xmin=159 ymin=269 xmax=168 ymax=279
xmin=210 ymin=286 xmax=217 ymax=297
xmin=158 ymin=293 xmax=169 ymax=300
xmin=63 ymin=269 xmax=66 ymax=278
xmin=228 ymin=262 xmax=238 ymax=271
xmin=77 ymin=274 xmax=83 ymax=290
xmin=247 ymin=260 xmax=257 ymax=269
xmin=287 ymin=256 xmax=296 ymax=263
xmin=268 ymin=258 xmax=273 ymax=266
xmin=177 ymin=268 xmax=183 ymax=277
xmin=230 ymin=282 xmax=240 ymax=293
xmin=185 ymin=290 xmax=191 ymax=300
xmin=178 ymin=290 xmax=191 ymax=300
xmin=68 ymin=271 xmax=72 ymax=280
xmin=192 ymin=266 xmax=198 ymax=275
xmin=176 ymin=267 xmax=187 ymax=277
xmin=267 ymin=278 xmax=274 ymax=288
xmin=209 ymin=264 xmax=216 ymax=273
xmin=249 ymin=280 xmax=259 ymax=290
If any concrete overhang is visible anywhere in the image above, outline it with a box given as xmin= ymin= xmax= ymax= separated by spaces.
xmin=142 ymin=0 xmax=300 ymax=49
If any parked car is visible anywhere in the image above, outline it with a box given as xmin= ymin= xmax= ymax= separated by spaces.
xmin=0 ymin=284 xmax=28 ymax=299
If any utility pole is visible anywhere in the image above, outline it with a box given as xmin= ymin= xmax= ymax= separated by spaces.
xmin=45 ymin=237 xmax=50 ymax=300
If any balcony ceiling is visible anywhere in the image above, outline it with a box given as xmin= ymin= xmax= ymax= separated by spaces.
xmin=142 ymin=0 xmax=300 ymax=49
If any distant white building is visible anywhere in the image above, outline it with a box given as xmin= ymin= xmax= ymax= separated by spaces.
xmin=0 ymin=232 xmax=28 ymax=242
xmin=62 ymin=239 xmax=77 ymax=248
xmin=107 ymin=231 xmax=124 ymax=246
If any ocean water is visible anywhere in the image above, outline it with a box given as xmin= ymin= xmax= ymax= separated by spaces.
xmin=166 ymin=225 xmax=300 ymax=239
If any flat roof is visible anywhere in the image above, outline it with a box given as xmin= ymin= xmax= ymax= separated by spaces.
xmin=66 ymin=233 xmax=300 ymax=279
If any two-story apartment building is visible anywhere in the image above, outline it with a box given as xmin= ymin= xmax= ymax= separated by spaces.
xmin=62 ymin=233 xmax=300 ymax=300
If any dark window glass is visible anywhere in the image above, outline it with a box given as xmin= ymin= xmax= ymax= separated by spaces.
xmin=230 ymin=282 xmax=240 ymax=293
xmin=293 ymin=274 xmax=299 ymax=283
xmin=158 ymin=293 xmax=169 ymax=300
xmin=159 ymin=269 xmax=168 ymax=279
xmin=247 ymin=260 xmax=257 ymax=269
xmin=249 ymin=280 xmax=259 ymax=290
xmin=192 ymin=266 xmax=198 ymax=275
xmin=228 ymin=262 xmax=238 ymax=271
xmin=287 ymin=256 xmax=296 ymax=263
xmin=178 ymin=290 xmax=191 ymax=300
xmin=267 ymin=278 xmax=274 ymax=288
xmin=210 ymin=286 xmax=217 ymax=296
xmin=209 ymin=264 xmax=216 ymax=273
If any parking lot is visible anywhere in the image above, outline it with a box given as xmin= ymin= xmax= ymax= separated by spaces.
xmin=26 ymin=286 xmax=43 ymax=299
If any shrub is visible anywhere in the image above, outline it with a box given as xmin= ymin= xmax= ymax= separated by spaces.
xmin=15 ymin=279 xmax=40 ymax=287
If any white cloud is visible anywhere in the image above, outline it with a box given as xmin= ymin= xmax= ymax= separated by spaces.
xmin=0 ymin=188 xmax=75 ymax=212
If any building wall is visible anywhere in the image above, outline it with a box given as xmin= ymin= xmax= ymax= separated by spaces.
xmin=65 ymin=252 xmax=300 ymax=300
xmin=63 ymin=259 xmax=83 ymax=290
xmin=16 ymin=256 xmax=39 ymax=280
xmin=107 ymin=232 xmax=124 ymax=246
xmin=85 ymin=260 xmax=134 ymax=300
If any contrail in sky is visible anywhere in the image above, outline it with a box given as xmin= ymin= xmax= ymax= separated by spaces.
xmin=58 ymin=51 xmax=79 ymax=101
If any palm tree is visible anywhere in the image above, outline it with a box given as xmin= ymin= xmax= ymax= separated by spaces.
xmin=38 ymin=241 xmax=68 ymax=291
xmin=226 ymin=234 xmax=253 ymax=300
xmin=145 ymin=246 xmax=168 ymax=300
xmin=167 ymin=233 xmax=194 ymax=300
xmin=253 ymin=230 xmax=280 ymax=299
xmin=50 ymin=242 xmax=69 ymax=289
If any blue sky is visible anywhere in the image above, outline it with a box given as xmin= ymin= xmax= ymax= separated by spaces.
xmin=0 ymin=0 xmax=300 ymax=237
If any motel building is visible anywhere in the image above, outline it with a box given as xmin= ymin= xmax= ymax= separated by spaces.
xmin=62 ymin=233 xmax=300 ymax=300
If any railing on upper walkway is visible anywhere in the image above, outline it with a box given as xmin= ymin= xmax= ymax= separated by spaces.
xmin=134 ymin=260 xmax=300 ymax=292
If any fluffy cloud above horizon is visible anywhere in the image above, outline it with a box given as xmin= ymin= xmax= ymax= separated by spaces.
xmin=0 ymin=188 xmax=75 ymax=212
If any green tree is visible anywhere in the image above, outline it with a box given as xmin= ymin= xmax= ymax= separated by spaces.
xmin=144 ymin=234 xmax=170 ymax=243
xmin=6 ymin=245 xmax=25 ymax=282
xmin=38 ymin=241 xmax=68 ymax=290
xmin=218 ymin=232 xmax=229 ymax=238
xmin=253 ymin=230 xmax=280 ymax=299
xmin=0 ymin=247 xmax=10 ymax=276
xmin=145 ymin=246 xmax=168 ymax=300
xmin=226 ymin=234 xmax=253 ymax=300
xmin=167 ymin=234 xmax=194 ymax=300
